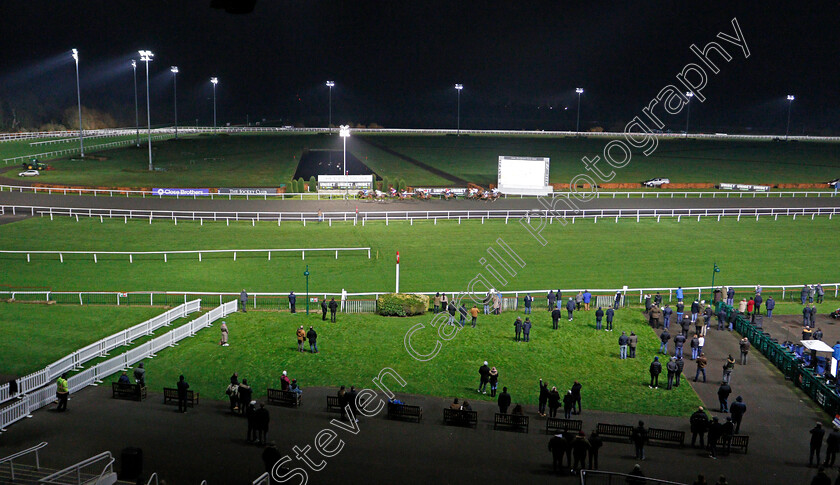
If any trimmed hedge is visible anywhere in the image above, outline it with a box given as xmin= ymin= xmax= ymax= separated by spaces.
xmin=377 ymin=293 xmax=429 ymax=317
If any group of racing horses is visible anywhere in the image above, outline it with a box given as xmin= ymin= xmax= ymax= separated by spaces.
xmin=357 ymin=187 xmax=500 ymax=201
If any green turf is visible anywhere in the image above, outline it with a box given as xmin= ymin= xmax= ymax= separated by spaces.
xmin=0 ymin=134 xmax=143 ymax=165
xmin=0 ymin=216 xmax=837 ymax=294
xmin=0 ymin=303 xmax=166 ymax=376
xmin=101 ymin=309 xmax=702 ymax=416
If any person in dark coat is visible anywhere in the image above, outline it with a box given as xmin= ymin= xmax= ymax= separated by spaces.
xmin=523 ymin=293 xmax=533 ymax=315
xmin=824 ymin=427 xmax=840 ymax=466
xmin=246 ymin=400 xmax=258 ymax=442
xmin=721 ymin=417 xmax=735 ymax=453
xmin=654 ymin=292 xmax=663 ymax=307
xmin=548 ymin=433 xmax=568 ymax=474
xmin=614 ymin=290 xmax=622 ymax=309
xmin=240 ymin=289 xmax=248 ymax=312
xmin=811 ymin=423 xmax=826 ymax=467
xmin=346 ymin=386 xmax=359 ymax=423
xmin=659 ymin=329 xmax=671 ymax=354
xmin=675 ymin=356 xmax=685 ymax=387
xmin=571 ymin=431 xmax=591 ymax=473
xmin=548 ymin=386 xmax=561 ymax=417
xmin=595 ymin=307 xmax=604 ymax=330
xmin=522 ymin=318 xmax=532 ymax=342
xmin=631 ymin=421 xmax=648 ymax=460
xmin=691 ymin=299 xmax=701 ymax=323
xmin=690 ymin=406 xmax=709 ymax=447
xmin=662 ymin=304 xmax=673 ymax=329
xmin=328 ymin=298 xmax=338 ymax=322
xmin=288 ymin=291 xmax=297 ymax=313
xmin=605 ymin=307 xmax=615 ymax=331
xmin=571 ymin=381 xmax=583 ymax=414
xmin=766 ymin=296 xmax=776 ymax=317
xmin=628 ymin=332 xmax=638 ymax=358
xmin=447 ymin=302 xmax=457 ymax=325
xmin=708 ymin=417 xmax=722 ymax=458
xmin=674 ymin=333 xmax=686 ymax=359
xmin=552 ymin=307 xmax=562 ymax=330
xmin=754 ymin=293 xmax=763 ymax=315
xmin=649 ymin=356 xmax=662 ymax=388
xmin=307 ymin=326 xmax=318 ymax=353
xmin=133 ymin=362 xmax=146 ymax=387
xmin=717 ymin=382 xmax=731 ymax=413
xmin=547 ymin=290 xmax=556 ymax=311
xmin=538 ymin=379 xmax=549 ymax=417
xmin=176 ymin=375 xmax=189 ymax=413
xmin=619 ymin=331 xmax=630 ymax=359
xmin=228 ymin=372 xmax=240 ymax=412
xmin=627 ymin=464 xmax=646 ymax=485
xmin=337 ymin=386 xmax=347 ymax=421
xmin=644 ymin=294 xmax=652 ymax=312
xmin=238 ymin=379 xmax=252 ymax=415
xmin=254 ymin=402 xmax=270 ymax=445
xmin=730 ymin=396 xmax=746 ymax=433
xmin=588 ymin=431 xmax=603 ymax=470
xmin=566 ymin=298 xmax=575 ymax=321
xmin=726 ymin=286 xmax=735 ymax=306
xmin=498 ymin=387 xmax=512 ymax=414
xmin=563 ymin=390 xmax=574 ymax=419
xmin=666 ymin=357 xmax=678 ymax=390
xmin=478 ymin=361 xmax=490 ymax=394
xmin=321 ymin=299 xmax=328 ymax=321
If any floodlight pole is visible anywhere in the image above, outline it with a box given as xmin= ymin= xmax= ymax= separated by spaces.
xmin=575 ymin=88 xmax=584 ymax=133
xmin=211 ymin=78 xmax=219 ymax=134
xmin=132 ymin=60 xmax=139 ymax=147
xmin=340 ymin=125 xmax=350 ymax=175
xmin=685 ymin=91 xmax=693 ymax=138
xmin=455 ymin=84 xmax=463 ymax=136
xmin=72 ymin=49 xmax=84 ymax=157
xmin=139 ymin=50 xmax=154 ymax=171
xmin=785 ymin=95 xmax=795 ymax=140
xmin=326 ymin=81 xmax=334 ymax=131
xmin=171 ymin=66 xmax=179 ymax=139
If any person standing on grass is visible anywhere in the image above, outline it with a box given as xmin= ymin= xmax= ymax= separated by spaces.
xmin=654 ymin=292 xmax=663 ymax=307
xmin=666 ymin=357 xmax=678 ymax=390
xmin=446 ymin=301 xmax=457 ymax=326
xmin=817 ymin=284 xmax=825 ymax=304
xmin=628 ymin=332 xmax=638 ymax=358
xmin=605 ymin=307 xmax=614 ymax=331
xmin=220 ymin=321 xmax=229 ymax=346
xmin=747 ymin=297 xmax=754 ymax=315
xmin=810 ymin=285 xmax=816 ymax=304
xmin=489 ymin=367 xmax=499 ymax=397
xmin=691 ymin=299 xmax=700 ymax=324
xmin=458 ymin=303 xmax=468 ymax=327
xmin=675 ymin=356 xmax=685 ymax=387
xmin=614 ymin=290 xmax=622 ymax=309
xmin=571 ymin=380 xmax=582 ymax=414
xmin=176 ymin=375 xmax=189 ymax=413
xmin=802 ymin=285 xmax=810 ymax=305
xmin=548 ymin=386 xmax=561 ymax=417
xmin=478 ymin=361 xmax=490 ymax=394
xmin=645 ymin=294 xmax=652 ymax=312
xmin=321 ymin=298 xmax=328 ymax=321
xmin=650 ymin=304 xmax=662 ymax=328
xmin=296 ymin=325 xmax=306 ymax=352
xmin=329 ymin=297 xmax=338 ymax=322
xmin=483 ymin=291 xmax=493 ymax=315
xmin=538 ymin=379 xmax=549 ymax=417
xmin=470 ymin=305 xmax=479 ymax=328
xmin=595 ymin=306 xmax=604 ymax=330
xmin=288 ymin=291 xmax=297 ymax=313
xmin=227 ymin=372 xmax=240 ymax=412
xmin=493 ymin=293 xmax=502 ymax=315
xmin=514 ymin=316 xmax=523 ymax=342
xmin=307 ymin=326 xmax=318 ymax=353
xmin=551 ymin=306 xmax=562 ymax=330
xmin=575 ymin=291 xmax=584 ymax=311
xmin=547 ymin=290 xmax=556 ymax=311
xmin=440 ymin=293 xmax=448 ymax=313
xmin=523 ymin=317 xmax=532 ymax=342
xmin=649 ymin=357 xmax=662 ymax=389
xmin=433 ymin=292 xmax=441 ymax=313
xmin=566 ymin=297 xmax=575 ymax=321
xmin=619 ymin=331 xmax=629 ymax=359
xmin=55 ymin=372 xmax=69 ymax=412
xmin=524 ymin=293 xmax=533 ymax=315
xmin=690 ymin=406 xmax=709 ymax=448
xmin=583 ymin=290 xmax=592 ymax=311
xmin=676 ymin=286 xmax=684 ymax=303
xmin=280 ymin=371 xmax=290 ymax=391
xmin=498 ymin=387 xmax=511 ymax=414
xmin=240 ymin=289 xmax=248 ymax=312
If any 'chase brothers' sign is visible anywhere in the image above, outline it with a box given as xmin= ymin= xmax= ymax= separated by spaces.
xmin=153 ymin=188 xmax=210 ymax=196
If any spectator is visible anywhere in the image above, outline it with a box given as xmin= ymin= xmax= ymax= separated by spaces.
xmin=254 ymin=403 xmax=269 ymax=445
xmin=628 ymin=332 xmax=638 ymax=358
xmin=690 ymin=406 xmax=709 ymax=448
xmin=551 ymin=306 xmax=562 ymax=330
xmin=346 ymin=386 xmax=359 ymax=423
xmin=470 ymin=304 xmax=479 ymax=328
xmin=726 ymin=287 xmax=735 ymax=306
xmin=280 ymin=371 xmax=290 ymax=391
xmin=296 ymin=325 xmax=306 ymax=352
xmin=227 ymin=372 xmax=240 ymax=412
xmin=571 ymin=431 xmax=591 ymax=473
xmin=447 ymin=301 xmax=457 ymax=326
xmin=433 ymin=292 xmax=441 ymax=313
xmin=547 ymin=290 xmax=556 ymax=311
xmin=566 ymin=298 xmax=575 ymax=321
xmin=695 ymin=353 xmax=707 ymax=382
xmin=118 ymin=372 xmax=130 ymax=384
xmin=703 ymin=305 xmax=713 ymax=333
xmin=523 ymin=293 xmax=533 ymax=315
xmin=458 ymin=303 xmax=468 ymax=327
xmin=492 ymin=293 xmax=502 ymax=315
xmin=614 ymin=290 xmax=622 ymax=310
xmin=290 ymin=379 xmax=302 ymax=395
xmin=754 ymin=293 xmax=763 ymax=315
xmin=460 ymin=400 xmax=472 ymax=411
xmin=498 ymin=387 xmax=511 ymax=414
xmin=739 ymin=337 xmax=750 ymax=365
xmin=691 ymin=299 xmax=700 ymax=323
xmin=240 ymin=289 xmax=248 ymax=312
xmin=538 ymin=379 xmax=549 ymax=417
xmin=548 ymin=433 xmax=568 ymax=474
xmin=811 ymin=423 xmax=826 ymax=467
xmin=627 ymin=464 xmax=646 ymax=485
xmin=811 ymin=467 xmax=831 ymax=485
xmin=576 ymin=291 xmax=584 ymax=311
xmin=717 ymin=382 xmax=731 ymax=412
xmin=440 ymin=293 xmax=448 ymax=312
xmin=650 ymin=304 xmax=662 ymax=328
xmin=766 ymin=296 xmax=775 ymax=317
xmin=176 ymin=375 xmax=189 ymax=413
xmin=571 ymin=380 xmax=583 ymax=414
xmin=698 ymin=335 xmax=705 ymax=356
xmin=654 ymin=292 xmax=663 ymax=307
xmin=730 ymin=396 xmax=746 ymax=433
xmin=676 ymin=286 xmax=684 ymax=303
xmin=690 ymin=334 xmax=700 ymax=360
xmin=693 ymin=474 xmax=708 ymax=485
xmin=631 ymin=421 xmax=648 ymax=460
xmin=663 ymin=304 xmax=673 ymax=329
xmin=723 ymin=355 xmax=735 ymax=384
xmin=708 ymin=417 xmax=722 ymax=459
xmin=328 ymin=298 xmax=338 ymax=322
xmin=802 ymin=285 xmax=810 ymax=305
xmin=588 ymin=431 xmax=603 ymax=470
xmin=246 ymin=400 xmax=258 ymax=442
xmin=747 ymin=298 xmax=755 ymax=315
xmin=478 ymin=361 xmax=490 ymax=394
xmin=337 ymin=386 xmax=347 ymax=421
xmin=817 ymin=284 xmax=825 ymax=304
xmin=605 ymin=307 xmax=615 ymax=331
xmin=583 ymin=290 xmax=592 ymax=311
xmin=824 ymin=426 xmax=840 ymax=466
xmin=563 ymin=390 xmax=574 ymax=419
xmin=594 ymin=306 xmax=604 ymax=330
xmin=738 ymin=299 xmax=747 ymax=314
xmin=674 ymin=332 xmax=686 ymax=359
xmin=133 ymin=363 xmax=146 ymax=387
xmin=523 ymin=317 xmax=532 ymax=342
xmin=483 ymin=291 xmax=492 ymax=315
xmin=810 ymin=285 xmax=816 ymax=304
xmin=548 ymin=386 xmax=561 ymax=418
xmin=666 ymin=357 xmax=678 ymax=390
xmin=619 ymin=331 xmax=630 ymax=359
xmin=489 ymin=367 xmax=499 ymax=397
xmin=721 ymin=417 xmax=735 ymax=453
xmin=449 ymin=398 xmax=461 ymax=410
xmin=307 ymin=326 xmax=318 ymax=353
xmin=321 ymin=298 xmax=328 ymax=321
xmin=675 ymin=301 xmax=685 ymax=324
xmin=659 ymin=328 xmax=671 ymax=354
xmin=220 ymin=321 xmax=230 ymax=347
xmin=675 ymin=356 xmax=684 ymax=387
xmin=238 ymin=379 xmax=252 ymax=415
xmin=649 ymin=357 xmax=662 ymax=389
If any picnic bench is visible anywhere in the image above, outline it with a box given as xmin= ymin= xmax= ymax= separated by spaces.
xmin=494 ymin=413 xmax=529 ymax=433
xmin=267 ymin=388 xmax=301 ymax=407
xmin=387 ymin=401 xmax=423 ymax=422
xmin=595 ymin=423 xmax=634 ymax=439
xmin=163 ymin=387 xmax=199 ymax=407
xmin=443 ymin=408 xmax=478 ymax=428
xmin=111 ymin=382 xmax=146 ymax=401
xmin=728 ymin=435 xmax=750 ymax=453
xmin=326 ymin=395 xmax=342 ymax=411
xmin=648 ymin=427 xmax=685 ymax=446
xmin=545 ymin=417 xmax=582 ymax=434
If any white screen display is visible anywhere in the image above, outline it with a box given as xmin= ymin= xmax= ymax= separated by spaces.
xmin=497 ymin=156 xmax=549 ymax=189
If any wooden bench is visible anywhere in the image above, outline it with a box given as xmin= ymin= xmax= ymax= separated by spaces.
xmin=163 ymin=387 xmax=199 ymax=407
xmin=443 ymin=408 xmax=478 ymax=428
xmin=595 ymin=423 xmax=634 ymax=440
xmin=727 ymin=435 xmax=749 ymax=454
xmin=327 ymin=395 xmax=342 ymax=412
xmin=545 ymin=417 xmax=582 ymax=434
xmin=648 ymin=427 xmax=685 ymax=446
xmin=387 ymin=402 xmax=423 ymax=422
xmin=112 ymin=382 xmax=146 ymax=401
xmin=494 ymin=413 xmax=529 ymax=433
xmin=267 ymin=388 xmax=301 ymax=407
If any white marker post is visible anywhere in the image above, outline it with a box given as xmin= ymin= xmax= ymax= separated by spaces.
xmin=395 ymin=251 xmax=400 ymax=293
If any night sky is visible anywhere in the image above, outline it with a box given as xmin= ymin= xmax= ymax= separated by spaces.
xmin=1 ymin=1 xmax=837 ymax=133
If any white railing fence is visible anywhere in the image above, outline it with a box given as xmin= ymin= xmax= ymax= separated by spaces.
xmin=2 ymin=134 xmax=174 ymax=165
xmin=0 ymin=247 xmax=372 ymax=263
xmin=0 ymin=300 xmax=200 ymax=406
xmin=0 ymin=300 xmax=236 ymax=434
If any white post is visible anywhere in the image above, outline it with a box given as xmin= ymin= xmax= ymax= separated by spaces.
xmin=395 ymin=251 xmax=400 ymax=293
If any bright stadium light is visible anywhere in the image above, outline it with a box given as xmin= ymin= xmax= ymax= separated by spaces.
xmin=785 ymin=94 xmax=795 ymax=140
xmin=339 ymin=124 xmax=350 ymax=175
xmin=326 ymin=81 xmax=335 ymax=131
xmin=575 ymin=88 xmax=584 ymax=133
xmin=211 ymin=77 xmax=219 ymax=133
xmin=138 ymin=50 xmax=154 ymax=171
xmin=685 ymin=91 xmax=694 ymax=137
xmin=171 ymin=66 xmax=179 ymax=139
xmin=455 ymin=84 xmax=463 ymax=136
xmin=131 ymin=60 xmax=140 ymax=147
xmin=71 ymin=49 xmax=84 ymax=157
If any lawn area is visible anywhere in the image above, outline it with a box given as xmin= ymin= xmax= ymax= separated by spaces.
xmin=0 ymin=303 xmax=166 ymax=377
xmin=0 ymin=134 xmax=140 ymax=165
xmin=104 ymin=308 xmax=702 ymax=416
xmin=0 ymin=216 xmax=837 ymax=293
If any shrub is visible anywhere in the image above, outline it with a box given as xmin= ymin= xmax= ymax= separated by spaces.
xmin=377 ymin=293 xmax=429 ymax=317
xmin=398 ymin=179 xmax=406 ymax=191
xmin=382 ymin=176 xmax=389 ymax=191
xmin=309 ymin=176 xmax=317 ymax=192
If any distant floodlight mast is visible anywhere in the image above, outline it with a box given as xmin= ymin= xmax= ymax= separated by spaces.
xmin=339 ymin=125 xmax=350 ymax=175
xmin=684 ymin=91 xmax=694 ymax=137
xmin=170 ymin=66 xmax=179 ymax=139
xmin=575 ymin=88 xmax=584 ymax=133
xmin=326 ymin=81 xmax=335 ymax=131
xmin=71 ymin=49 xmax=84 ymax=157
xmin=139 ymin=50 xmax=154 ymax=171
xmin=455 ymin=84 xmax=463 ymax=136
xmin=785 ymin=94 xmax=795 ymax=140
xmin=211 ymin=77 xmax=219 ymax=134
xmin=131 ymin=60 xmax=139 ymax=147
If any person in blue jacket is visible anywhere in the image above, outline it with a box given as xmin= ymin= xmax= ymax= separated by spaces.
xmin=676 ymin=286 xmax=684 ymax=303
xmin=595 ymin=307 xmax=604 ymax=330
xmin=289 ymin=291 xmax=297 ymax=313
xmin=583 ymin=290 xmax=592 ymax=311
xmin=765 ymin=297 xmax=775 ymax=318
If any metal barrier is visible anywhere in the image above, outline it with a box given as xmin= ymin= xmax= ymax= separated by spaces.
xmin=0 ymin=442 xmax=47 ymax=481
xmin=252 ymin=472 xmax=270 ymax=485
xmin=580 ymin=469 xmax=686 ymax=484
xmin=38 ymin=451 xmax=115 ymax=485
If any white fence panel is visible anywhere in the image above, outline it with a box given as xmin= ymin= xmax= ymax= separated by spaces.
xmin=0 ymin=400 xmax=30 ymax=432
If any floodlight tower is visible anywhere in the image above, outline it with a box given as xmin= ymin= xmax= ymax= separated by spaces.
xmin=455 ymin=84 xmax=463 ymax=135
xmin=326 ymin=81 xmax=335 ymax=131
xmin=170 ymin=66 xmax=179 ymax=139
xmin=211 ymin=77 xmax=219 ymax=134
xmin=139 ymin=50 xmax=154 ymax=171
xmin=684 ymin=91 xmax=694 ymax=137
xmin=71 ymin=49 xmax=84 ymax=157
xmin=132 ymin=60 xmax=140 ymax=147
xmin=339 ymin=125 xmax=350 ymax=175
xmin=575 ymin=88 xmax=584 ymax=133
xmin=785 ymin=95 xmax=795 ymax=140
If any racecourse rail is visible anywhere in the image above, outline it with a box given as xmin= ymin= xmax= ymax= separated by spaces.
xmin=0 ymin=247 xmax=372 ymax=263
xmin=2 ymin=203 xmax=839 ymax=224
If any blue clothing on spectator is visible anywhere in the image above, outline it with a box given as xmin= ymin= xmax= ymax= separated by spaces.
xmin=583 ymin=291 xmax=592 ymax=304
xmin=676 ymin=288 xmax=684 ymax=300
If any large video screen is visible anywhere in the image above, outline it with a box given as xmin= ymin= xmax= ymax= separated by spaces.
xmin=497 ymin=156 xmax=550 ymax=194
